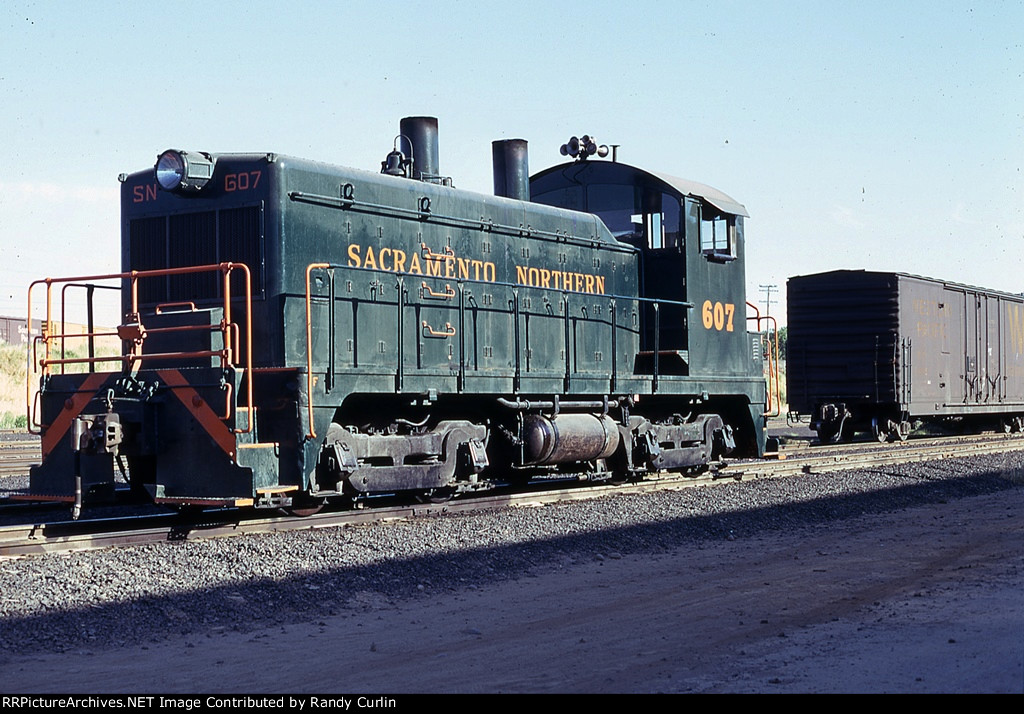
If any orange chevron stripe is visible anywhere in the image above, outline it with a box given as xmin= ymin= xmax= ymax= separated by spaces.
xmin=41 ymin=372 xmax=111 ymax=459
xmin=158 ymin=369 xmax=238 ymax=459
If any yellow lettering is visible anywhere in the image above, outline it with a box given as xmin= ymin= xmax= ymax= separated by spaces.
xmin=1009 ymin=304 xmax=1024 ymax=354
xmin=345 ymin=242 xmax=614 ymax=293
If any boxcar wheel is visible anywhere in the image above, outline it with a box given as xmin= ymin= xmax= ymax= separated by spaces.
xmin=838 ymin=419 xmax=856 ymax=443
xmin=895 ymin=421 xmax=910 ymax=442
xmin=999 ymin=417 xmax=1022 ymax=434
xmin=871 ymin=418 xmax=889 ymax=443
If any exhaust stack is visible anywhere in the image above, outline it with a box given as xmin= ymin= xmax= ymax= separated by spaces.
xmin=400 ymin=116 xmax=440 ymax=182
xmin=492 ymin=139 xmax=530 ymax=201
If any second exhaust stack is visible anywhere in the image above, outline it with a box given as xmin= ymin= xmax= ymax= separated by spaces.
xmin=492 ymin=139 xmax=529 ymax=201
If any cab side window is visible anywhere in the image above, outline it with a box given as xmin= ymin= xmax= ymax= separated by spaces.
xmin=700 ymin=208 xmax=736 ymax=261
xmin=650 ymin=193 xmax=681 ymax=250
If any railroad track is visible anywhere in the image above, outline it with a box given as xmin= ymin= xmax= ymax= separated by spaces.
xmin=0 ymin=434 xmax=39 ymax=478
xmin=3 ymin=431 xmax=1024 ymax=558
xmin=767 ymin=430 xmax=1024 ymax=472
xmin=0 ymin=476 xmax=696 ymax=558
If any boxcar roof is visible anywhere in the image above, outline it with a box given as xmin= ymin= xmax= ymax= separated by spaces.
xmin=789 ymin=269 xmax=1024 ymax=301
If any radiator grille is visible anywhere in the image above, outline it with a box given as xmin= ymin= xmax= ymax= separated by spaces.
xmin=128 ymin=204 xmax=264 ymax=306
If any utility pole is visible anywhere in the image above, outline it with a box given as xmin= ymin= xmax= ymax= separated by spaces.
xmin=759 ymin=284 xmax=778 ymax=351
xmin=759 ymin=284 xmax=777 ymax=319
xmin=758 ymin=284 xmax=781 ymax=396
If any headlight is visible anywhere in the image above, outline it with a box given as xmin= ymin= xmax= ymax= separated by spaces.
xmin=155 ymin=150 xmax=215 ymax=192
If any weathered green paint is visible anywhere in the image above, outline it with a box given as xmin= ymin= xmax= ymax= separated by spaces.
xmin=41 ymin=147 xmax=769 ymax=503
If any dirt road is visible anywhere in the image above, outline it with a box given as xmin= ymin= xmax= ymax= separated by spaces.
xmin=4 ymin=477 xmax=1022 ymax=693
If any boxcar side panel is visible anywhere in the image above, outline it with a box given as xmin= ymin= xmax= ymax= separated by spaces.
xmin=1005 ymin=300 xmax=1024 ymax=408
xmin=787 ymin=271 xmax=900 ymax=414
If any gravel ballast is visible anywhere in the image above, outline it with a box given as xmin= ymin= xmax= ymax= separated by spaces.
xmin=1 ymin=451 xmax=1022 ymax=657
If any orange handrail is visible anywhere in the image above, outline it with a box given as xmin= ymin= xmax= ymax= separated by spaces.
xmin=27 ymin=263 xmax=254 ymax=435
xmin=304 ymin=263 xmax=332 ymax=439
xmin=746 ymin=301 xmax=781 ymax=417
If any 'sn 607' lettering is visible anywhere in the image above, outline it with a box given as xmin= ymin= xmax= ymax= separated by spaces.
xmin=132 ymin=184 xmax=158 ymax=203
xmin=702 ymin=300 xmax=735 ymax=332
xmin=224 ymin=170 xmax=261 ymax=192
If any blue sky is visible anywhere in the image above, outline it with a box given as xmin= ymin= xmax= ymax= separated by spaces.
xmin=2 ymin=0 xmax=1022 ymax=325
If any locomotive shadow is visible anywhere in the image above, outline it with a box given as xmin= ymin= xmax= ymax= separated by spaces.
xmin=1 ymin=467 xmax=1020 ymax=658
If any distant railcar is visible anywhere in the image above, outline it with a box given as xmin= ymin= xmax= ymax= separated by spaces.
xmin=787 ymin=270 xmax=1024 ymax=441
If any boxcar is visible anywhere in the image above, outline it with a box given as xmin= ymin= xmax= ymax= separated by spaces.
xmin=787 ymin=270 xmax=1024 ymax=441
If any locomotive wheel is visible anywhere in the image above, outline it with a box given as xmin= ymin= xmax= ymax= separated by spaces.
xmin=608 ymin=470 xmax=632 ymax=485
xmin=416 ymin=487 xmax=456 ymax=504
xmin=285 ymin=497 xmax=328 ymax=517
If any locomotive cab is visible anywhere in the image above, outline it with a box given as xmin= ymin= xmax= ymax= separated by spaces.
xmin=530 ymin=159 xmax=754 ymax=379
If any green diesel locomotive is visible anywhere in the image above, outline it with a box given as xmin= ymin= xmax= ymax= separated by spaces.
xmin=27 ymin=117 xmax=769 ymax=513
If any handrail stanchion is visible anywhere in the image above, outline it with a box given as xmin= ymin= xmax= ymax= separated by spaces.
xmin=746 ymin=301 xmax=781 ymax=417
xmin=304 ymin=263 xmax=331 ymax=440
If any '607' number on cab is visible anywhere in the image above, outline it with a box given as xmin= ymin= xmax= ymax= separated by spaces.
xmin=224 ymin=171 xmax=262 ymax=192
xmin=702 ymin=300 xmax=735 ymax=332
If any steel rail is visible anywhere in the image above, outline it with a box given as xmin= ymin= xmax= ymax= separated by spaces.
xmin=5 ymin=431 xmax=1024 ymax=558
xmin=0 ymin=438 xmax=40 ymax=477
